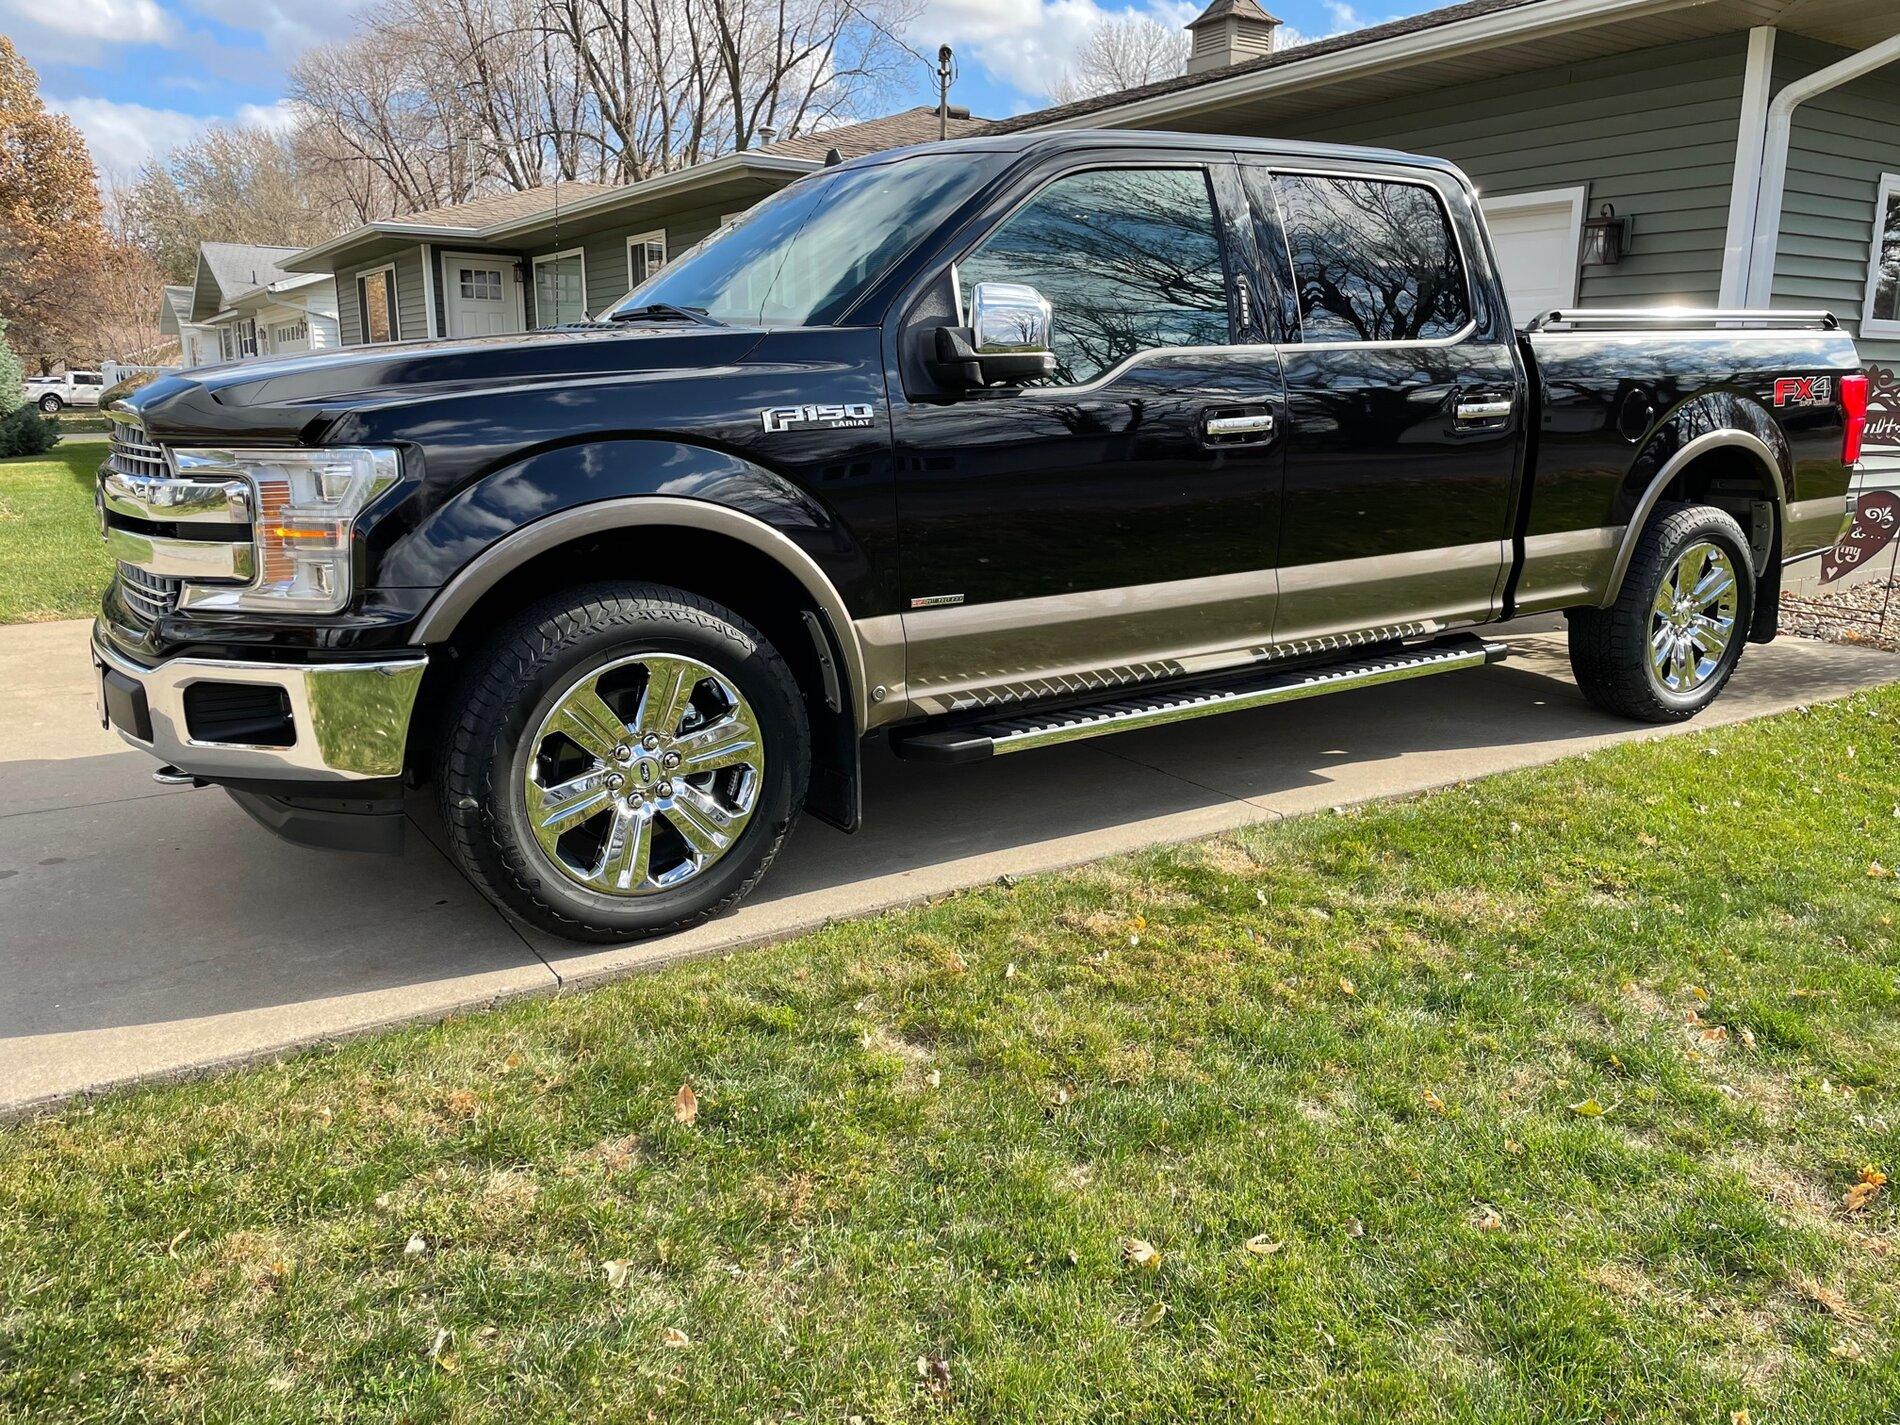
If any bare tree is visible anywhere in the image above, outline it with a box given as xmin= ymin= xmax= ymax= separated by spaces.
xmin=1050 ymin=15 xmax=1189 ymax=103
xmin=124 ymin=125 xmax=334 ymax=283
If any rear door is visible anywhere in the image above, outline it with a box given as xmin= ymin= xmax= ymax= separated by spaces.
xmin=1245 ymin=162 xmax=1524 ymax=646
xmin=891 ymin=156 xmax=1286 ymax=716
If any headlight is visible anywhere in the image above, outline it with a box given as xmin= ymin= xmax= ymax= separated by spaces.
xmin=170 ymin=447 xmax=401 ymax=615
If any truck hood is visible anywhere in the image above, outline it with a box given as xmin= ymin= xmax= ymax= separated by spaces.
xmin=124 ymin=323 xmax=770 ymax=444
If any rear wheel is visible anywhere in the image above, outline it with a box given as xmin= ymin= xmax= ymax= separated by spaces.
xmin=1567 ymin=503 xmax=1754 ymax=723
xmin=438 ymin=583 xmax=809 ymax=942
xmin=37 ymin=393 xmax=61 ymax=413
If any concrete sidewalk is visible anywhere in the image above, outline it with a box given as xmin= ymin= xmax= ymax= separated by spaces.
xmin=4 ymin=616 xmax=1896 ymax=1114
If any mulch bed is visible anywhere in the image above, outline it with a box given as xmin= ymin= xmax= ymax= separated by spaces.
xmin=1780 ymin=569 xmax=1900 ymax=651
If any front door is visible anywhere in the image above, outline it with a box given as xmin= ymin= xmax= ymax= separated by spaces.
xmin=443 ymin=253 xmax=522 ymax=338
xmin=891 ymin=159 xmax=1285 ymax=716
xmin=1245 ymin=163 xmax=1524 ymax=646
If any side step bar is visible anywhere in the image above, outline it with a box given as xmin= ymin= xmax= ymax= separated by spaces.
xmin=891 ymin=635 xmax=1508 ymax=763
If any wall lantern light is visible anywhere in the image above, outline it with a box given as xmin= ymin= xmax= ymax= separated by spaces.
xmin=1581 ymin=203 xmax=1631 ymax=266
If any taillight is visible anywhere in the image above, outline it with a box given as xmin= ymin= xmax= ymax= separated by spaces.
xmin=1842 ymin=371 xmax=1869 ymax=466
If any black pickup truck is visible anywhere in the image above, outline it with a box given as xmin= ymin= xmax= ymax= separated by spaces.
xmin=95 ymin=130 xmax=1870 ymax=941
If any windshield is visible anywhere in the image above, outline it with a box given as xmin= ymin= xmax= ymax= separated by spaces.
xmin=607 ymin=152 xmax=999 ymax=327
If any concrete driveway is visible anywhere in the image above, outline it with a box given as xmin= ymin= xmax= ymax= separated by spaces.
xmin=4 ymin=616 xmax=1896 ymax=1114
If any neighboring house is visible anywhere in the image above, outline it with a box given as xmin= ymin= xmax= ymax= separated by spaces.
xmin=279 ymin=107 xmax=988 ymax=342
xmin=158 ymin=243 xmax=341 ymax=368
xmin=273 ymin=0 xmax=1900 ymax=455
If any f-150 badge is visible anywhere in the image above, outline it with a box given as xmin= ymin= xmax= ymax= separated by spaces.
xmin=761 ymin=402 xmax=876 ymax=434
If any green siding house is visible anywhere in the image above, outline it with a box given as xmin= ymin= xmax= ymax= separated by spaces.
xmin=280 ymin=0 xmax=1899 ymax=435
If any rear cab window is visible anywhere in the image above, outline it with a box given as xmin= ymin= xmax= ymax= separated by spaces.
xmin=1253 ymin=169 xmax=1473 ymax=344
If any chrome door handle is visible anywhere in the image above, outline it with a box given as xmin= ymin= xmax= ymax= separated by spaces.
xmin=1204 ymin=412 xmax=1276 ymax=439
xmin=1455 ymin=397 xmax=1514 ymax=424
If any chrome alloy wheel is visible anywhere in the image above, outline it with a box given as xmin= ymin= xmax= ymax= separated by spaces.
xmin=1649 ymin=540 xmax=1739 ymax=695
xmin=521 ymin=653 xmax=764 ymax=897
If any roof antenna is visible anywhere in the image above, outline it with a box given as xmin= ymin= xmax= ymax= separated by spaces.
xmin=825 ymin=147 xmax=844 ymax=167
xmin=937 ymin=45 xmax=957 ymax=140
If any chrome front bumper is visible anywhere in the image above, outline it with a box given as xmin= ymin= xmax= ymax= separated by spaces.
xmin=90 ymin=622 xmax=427 ymax=782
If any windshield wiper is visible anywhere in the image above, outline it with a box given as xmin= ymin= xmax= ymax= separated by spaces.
xmin=607 ymin=303 xmax=727 ymax=328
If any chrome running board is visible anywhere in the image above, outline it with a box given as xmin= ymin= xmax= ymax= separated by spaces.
xmin=891 ymin=635 xmax=1508 ymax=763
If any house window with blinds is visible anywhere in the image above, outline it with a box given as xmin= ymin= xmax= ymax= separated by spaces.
xmin=534 ymin=249 xmax=587 ymax=327
xmin=628 ymin=232 xmax=667 ymax=291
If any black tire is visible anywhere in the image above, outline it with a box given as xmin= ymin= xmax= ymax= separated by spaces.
xmin=437 ymin=582 xmax=809 ymax=942
xmin=1567 ymin=503 xmax=1755 ymax=723
xmin=37 ymin=394 xmax=61 ymax=413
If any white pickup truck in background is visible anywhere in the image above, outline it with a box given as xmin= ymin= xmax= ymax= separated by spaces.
xmin=23 ymin=370 xmax=105 ymax=412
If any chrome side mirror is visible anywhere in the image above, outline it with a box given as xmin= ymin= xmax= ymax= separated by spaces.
xmin=971 ymin=282 xmax=1053 ymax=361
xmin=931 ymin=281 xmax=1057 ymax=387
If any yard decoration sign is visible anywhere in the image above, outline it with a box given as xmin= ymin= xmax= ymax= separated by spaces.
xmin=1820 ymin=365 xmax=1900 ymax=584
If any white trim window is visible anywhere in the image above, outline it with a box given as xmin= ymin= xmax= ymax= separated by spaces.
xmin=1863 ymin=172 xmax=1900 ymax=339
xmin=627 ymin=230 xmax=667 ymax=291
xmin=357 ymin=261 xmax=400 ymax=343
xmin=533 ymin=247 xmax=588 ymax=327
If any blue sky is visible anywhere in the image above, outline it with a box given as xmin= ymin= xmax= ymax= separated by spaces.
xmin=0 ymin=0 xmax=1426 ymax=183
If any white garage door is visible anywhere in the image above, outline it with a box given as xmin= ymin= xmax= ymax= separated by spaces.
xmin=1480 ymin=189 xmax=1585 ymax=324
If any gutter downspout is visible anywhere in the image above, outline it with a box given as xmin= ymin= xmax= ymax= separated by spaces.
xmin=1717 ymin=27 xmax=1776 ymax=307
xmin=1744 ymin=31 xmax=1900 ymax=307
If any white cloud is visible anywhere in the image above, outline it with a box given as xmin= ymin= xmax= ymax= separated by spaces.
xmin=180 ymin=0 xmax=377 ymax=58
xmin=236 ymin=99 xmax=303 ymax=133
xmin=0 ymin=0 xmax=173 ymax=64
xmin=915 ymin=0 xmax=1201 ymax=100
xmin=47 ymin=96 xmax=210 ymax=182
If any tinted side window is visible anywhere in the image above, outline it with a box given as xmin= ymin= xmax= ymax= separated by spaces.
xmin=1272 ymin=174 xmax=1470 ymax=343
xmin=959 ymin=167 xmax=1230 ymax=385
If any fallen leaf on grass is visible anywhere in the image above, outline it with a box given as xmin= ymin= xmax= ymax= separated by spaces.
xmin=1842 ymin=1166 xmax=1887 ymax=1214
xmin=602 ymin=1259 xmax=633 ymax=1290
xmin=1338 ymin=977 xmax=1356 ymax=997
xmin=1138 ymin=1301 xmax=1168 ymax=1327
xmin=1421 ymin=1088 xmax=1448 ymax=1116
xmin=1568 ymin=1097 xmax=1607 ymax=1117
xmin=1343 ymin=1218 xmax=1366 ymax=1239
xmin=1795 ymin=1276 xmax=1861 ymax=1320
xmin=429 ymin=1328 xmax=457 ymax=1372
xmin=1831 ymin=1338 xmax=1864 ymax=1362
xmin=916 ymin=1352 xmax=952 ymax=1400
xmin=1243 ymin=1235 xmax=1284 ymax=1256
xmin=1122 ymin=1238 xmax=1163 ymax=1271
xmin=662 ymin=1327 xmax=691 ymax=1348
xmin=1471 ymin=1205 xmax=1503 ymax=1232
xmin=1868 ymin=862 xmax=1895 ymax=880
xmin=165 ymin=1227 xmax=191 ymax=1259
xmin=1730 ymin=1410 xmax=1750 ymax=1425
xmin=404 ymin=1233 xmax=428 ymax=1258
xmin=926 ymin=1069 xmax=941 ymax=1089
xmin=673 ymin=1083 xmax=698 ymax=1125
xmin=443 ymin=1089 xmax=480 ymax=1119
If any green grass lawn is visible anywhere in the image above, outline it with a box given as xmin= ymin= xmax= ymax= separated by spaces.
xmin=0 ymin=442 xmax=110 ymax=623
xmin=5 ymin=692 xmax=1899 ymax=1422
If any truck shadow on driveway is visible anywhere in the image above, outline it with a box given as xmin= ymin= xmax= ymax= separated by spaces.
xmin=3 ymin=629 xmax=1895 ymax=1106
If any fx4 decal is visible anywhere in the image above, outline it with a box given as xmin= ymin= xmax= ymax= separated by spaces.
xmin=761 ymin=402 xmax=876 ymax=434
xmin=1772 ymin=375 xmax=1832 ymax=408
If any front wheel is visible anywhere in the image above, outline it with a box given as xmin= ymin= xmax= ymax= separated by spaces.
xmin=1567 ymin=503 xmax=1755 ymax=723
xmin=438 ymin=583 xmax=810 ymax=942
xmin=37 ymin=393 xmax=61 ymax=413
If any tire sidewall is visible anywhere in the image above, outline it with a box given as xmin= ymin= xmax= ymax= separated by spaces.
xmin=38 ymin=394 xmax=60 ymax=413
xmin=1635 ymin=511 xmax=1754 ymax=716
xmin=465 ymin=597 xmax=806 ymax=937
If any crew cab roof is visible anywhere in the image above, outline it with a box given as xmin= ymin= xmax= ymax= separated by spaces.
xmin=829 ymin=128 xmax=1466 ymax=181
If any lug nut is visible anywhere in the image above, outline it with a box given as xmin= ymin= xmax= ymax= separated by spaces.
xmin=642 ymin=733 xmax=662 ymax=750
xmin=658 ymin=780 xmax=674 ymax=797
xmin=606 ymin=773 xmax=625 ymax=790
xmin=613 ymin=744 xmax=632 ymax=761
xmin=662 ymin=752 xmax=681 ymax=769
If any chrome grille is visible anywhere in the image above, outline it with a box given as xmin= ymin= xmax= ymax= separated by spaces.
xmin=118 ymin=562 xmax=180 ymax=622
xmin=107 ymin=418 xmax=169 ymax=482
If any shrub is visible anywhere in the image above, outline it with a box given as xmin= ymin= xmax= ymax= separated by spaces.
xmin=0 ymin=317 xmax=22 ymax=418
xmin=0 ymin=403 xmax=58 ymax=457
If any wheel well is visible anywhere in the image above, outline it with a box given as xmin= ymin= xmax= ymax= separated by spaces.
xmin=1650 ymin=446 xmax=1781 ymax=572
xmin=405 ymin=524 xmax=860 ymax=828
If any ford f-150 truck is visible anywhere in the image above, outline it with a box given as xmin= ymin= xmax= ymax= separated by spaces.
xmin=93 ymin=130 xmax=1870 ymax=941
